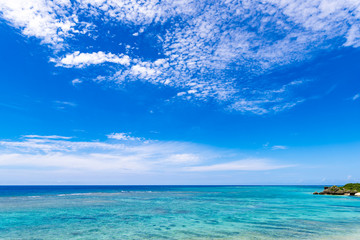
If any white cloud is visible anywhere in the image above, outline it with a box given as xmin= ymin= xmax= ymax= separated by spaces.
xmin=177 ymin=92 xmax=186 ymax=97
xmin=271 ymin=145 xmax=288 ymax=150
xmin=353 ymin=93 xmax=360 ymax=101
xmin=76 ymin=0 xmax=176 ymax=25
xmin=0 ymin=0 xmax=79 ymax=47
xmin=0 ymin=153 xmax=149 ymax=172
xmin=107 ymin=133 xmax=142 ymax=141
xmin=345 ymin=25 xmax=360 ymax=47
xmin=71 ymin=78 xmax=82 ymax=86
xmin=186 ymin=159 xmax=293 ymax=171
xmin=1 ymin=0 xmax=359 ymax=113
xmin=53 ymin=51 xmax=131 ymax=68
xmin=23 ymin=135 xmax=72 ymax=140
xmin=0 ymin=136 xmax=125 ymax=153
xmin=164 ymin=153 xmax=201 ymax=165
xmin=53 ymin=100 xmax=77 ymax=110
xmin=130 ymin=64 xmax=159 ymax=80
xmin=0 ymin=135 xmax=291 ymax=175
xmin=266 ymin=0 xmax=360 ymax=47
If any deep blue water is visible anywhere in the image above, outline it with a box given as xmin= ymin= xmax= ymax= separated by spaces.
xmin=0 ymin=185 xmax=360 ymax=239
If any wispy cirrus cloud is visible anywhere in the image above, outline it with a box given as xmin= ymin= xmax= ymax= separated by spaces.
xmin=1 ymin=0 xmax=359 ymax=113
xmin=271 ymin=145 xmax=288 ymax=150
xmin=186 ymin=159 xmax=293 ymax=172
xmin=352 ymin=93 xmax=360 ymax=101
xmin=0 ymin=134 xmax=291 ymax=174
xmin=53 ymin=100 xmax=77 ymax=110
xmin=22 ymin=135 xmax=72 ymax=140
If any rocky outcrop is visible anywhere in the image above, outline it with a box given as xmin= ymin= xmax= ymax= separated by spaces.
xmin=313 ymin=184 xmax=359 ymax=196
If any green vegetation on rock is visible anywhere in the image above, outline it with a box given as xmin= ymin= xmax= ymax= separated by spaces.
xmin=342 ymin=183 xmax=360 ymax=192
xmin=313 ymin=183 xmax=360 ymax=195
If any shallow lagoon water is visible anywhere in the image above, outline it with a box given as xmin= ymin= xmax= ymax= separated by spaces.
xmin=0 ymin=186 xmax=360 ymax=239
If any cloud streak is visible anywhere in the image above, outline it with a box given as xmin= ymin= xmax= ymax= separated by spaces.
xmin=271 ymin=145 xmax=288 ymax=150
xmin=353 ymin=93 xmax=360 ymax=101
xmin=186 ymin=159 xmax=294 ymax=172
xmin=0 ymin=135 xmax=291 ymax=174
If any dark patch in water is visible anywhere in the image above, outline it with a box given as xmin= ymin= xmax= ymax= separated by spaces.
xmin=175 ymin=210 xmax=191 ymax=214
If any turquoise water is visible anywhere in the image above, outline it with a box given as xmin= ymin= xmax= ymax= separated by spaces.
xmin=1 ymin=186 xmax=360 ymax=239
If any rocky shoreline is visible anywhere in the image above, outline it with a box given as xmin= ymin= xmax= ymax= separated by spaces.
xmin=313 ymin=183 xmax=360 ymax=196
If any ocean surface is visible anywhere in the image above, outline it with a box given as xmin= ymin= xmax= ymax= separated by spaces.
xmin=0 ymin=185 xmax=360 ymax=240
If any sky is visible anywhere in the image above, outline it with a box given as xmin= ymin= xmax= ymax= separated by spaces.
xmin=0 ymin=0 xmax=359 ymax=185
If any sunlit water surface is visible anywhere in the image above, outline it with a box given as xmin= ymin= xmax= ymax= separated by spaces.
xmin=1 ymin=186 xmax=360 ymax=239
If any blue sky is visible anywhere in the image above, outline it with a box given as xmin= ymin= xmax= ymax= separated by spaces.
xmin=0 ymin=0 xmax=359 ymax=185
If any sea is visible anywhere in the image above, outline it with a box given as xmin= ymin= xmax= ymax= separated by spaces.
xmin=0 ymin=185 xmax=360 ymax=239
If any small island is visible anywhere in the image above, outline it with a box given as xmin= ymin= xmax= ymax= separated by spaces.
xmin=313 ymin=183 xmax=360 ymax=196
